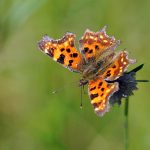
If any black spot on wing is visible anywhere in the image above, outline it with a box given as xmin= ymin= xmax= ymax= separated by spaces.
xmin=112 ymin=65 xmax=116 ymax=68
xmin=99 ymin=82 xmax=103 ymax=86
xmin=57 ymin=54 xmax=65 ymax=64
xmin=95 ymin=45 xmax=99 ymax=50
xmin=69 ymin=60 xmax=73 ymax=63
xmin=68 ymin=59 xmax=74 ymax=66
xmin=98 ymin=82 xmax=103 ymax=89
xmin=106 ymin=70 xmax=111 ymax=73
xmin=101 ymin=93 xmax=104 ymax=97
xmin=82 ymin=47 xmax=89 ymax=54
xmin=73 ymin=53 xmax=78 ymax=58
xmin=90 ymin=93 xmax=98 ymax=100
xmin=106 ymin=73 xmax=111 ymax=77
xmin=60 ymin=48 xmax=65 ymax=52
xmin=93 ymin=102 xmax=101 ymax=108
xmin=106 ymin=70 xmax=111 ymax=77
xmin=90 ymin=86 xmax=96 ymax=91
xmin=101 ymin=88 xmax=105 ymax=92
xmin=88 ymin=49 xmax=93 ymax=54
xmin=66 ymin=48 xmax=71 ymax=53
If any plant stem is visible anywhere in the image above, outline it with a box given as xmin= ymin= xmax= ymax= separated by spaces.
xmin=124 ymin=97 xmax=129 ymax=150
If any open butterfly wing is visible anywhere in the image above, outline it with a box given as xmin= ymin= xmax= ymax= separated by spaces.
xmin=101 ymin=51 xmax=136 ymax=81
xmin=88 ymin=77 xmax=118 ymax=116
xmin=79 ymin=26 xmax=120 ymax=62
xmin=38 ymin=33 xmax=84 ymax=72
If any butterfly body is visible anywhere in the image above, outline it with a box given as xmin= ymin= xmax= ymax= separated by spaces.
xmin=81 ymin=50 xmax=115 ymax=80
xmin=38 ymin=26 xmax=135 ymax=116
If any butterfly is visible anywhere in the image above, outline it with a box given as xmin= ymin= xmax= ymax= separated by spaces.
xmin=38 ymin=26 xmax=136 ymax=116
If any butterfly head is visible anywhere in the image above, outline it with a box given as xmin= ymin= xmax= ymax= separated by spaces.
xmin=79 ymin=78 xmax=88 ymax=87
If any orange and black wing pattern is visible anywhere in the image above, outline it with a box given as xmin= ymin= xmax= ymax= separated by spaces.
xmin=38 ymin=27 xmax=136 ymax=117
xmin=79 ymin=26 xmax=120 ymax=61
xmin=38 ymin=33 xmax=83 ymax=72
xmin=88 ymin=51 xmax=135 ymax=116
xmin=101 ymin=51 xmax=136 ymax=81
xmin=88 ymin=77 xmax=118 ymax=116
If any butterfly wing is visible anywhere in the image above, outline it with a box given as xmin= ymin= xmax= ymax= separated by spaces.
xmin=101 ymin=51 xmax=136 ymax=81
xmin=88 ymin=77 xmax=118 ymax=116
xmin=79 ymin=26 xmax=120 ymax=62
xmin=38 ymin=33 xmax=84 ymax=72
xmin=89 ymin=51 xmax=135 ymax=116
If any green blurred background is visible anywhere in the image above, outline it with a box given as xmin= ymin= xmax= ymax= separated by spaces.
xmin=0 ymin=0 xmax=150 ymax=150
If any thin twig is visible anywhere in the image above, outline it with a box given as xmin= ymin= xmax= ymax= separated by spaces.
xmin=124 ymin=97 xmax=129 ymax=150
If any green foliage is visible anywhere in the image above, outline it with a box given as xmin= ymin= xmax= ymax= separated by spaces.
xmin=0 ymin=0 xmax=150 ymax=150
xmin=0 ymin=0 xmax=47 ymax=49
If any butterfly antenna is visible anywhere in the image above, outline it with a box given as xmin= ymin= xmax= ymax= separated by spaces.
xmin=82 ymin=85 xmax=87 ymax=94
xmin=50 ymin=80 xmax=78 ymax=94
xmin=80 ymin=86 xmax=83 ymax=109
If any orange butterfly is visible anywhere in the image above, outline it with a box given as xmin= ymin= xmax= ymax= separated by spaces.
xmin=38 ymin=26 xmax=135 ymax=116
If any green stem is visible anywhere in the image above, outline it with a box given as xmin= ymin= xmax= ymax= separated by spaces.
xmin=124 ymin=97 xmax=129 ymax=150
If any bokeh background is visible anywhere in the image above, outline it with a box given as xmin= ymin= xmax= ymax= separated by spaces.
xmin=0 ymin=0 xmax=150 ymax=150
